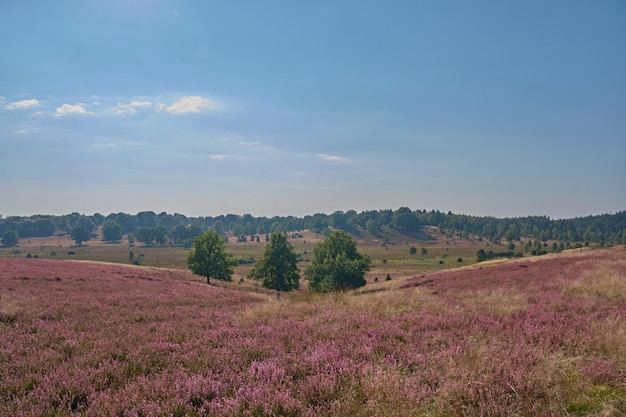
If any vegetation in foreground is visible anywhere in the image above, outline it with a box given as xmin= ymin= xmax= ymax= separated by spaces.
xmin=1 ymin=248 xmax=624 ymax=416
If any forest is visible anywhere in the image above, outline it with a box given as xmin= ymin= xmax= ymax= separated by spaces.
xmin=1 ymin=208 xmax=625 ymax=247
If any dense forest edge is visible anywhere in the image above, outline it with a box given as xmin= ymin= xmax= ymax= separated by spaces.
xmin=2 ymin=208 xmax=625 ymax=250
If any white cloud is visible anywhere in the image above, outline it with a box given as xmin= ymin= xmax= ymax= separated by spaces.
xmin=161 ymin=96 xmax=213 ymax=114
xmin=5 ymin=99 xmax=40 ymax=110
xmin=113 ymin=100 xmax=152 ymax=114
xmin=16 ymin=129 xmax=28 ymax=134
xmin=317 ymin=153 xmax=347 ymax=162
xmin=239 ymin=140 xmax=259 ymax=146
xmin=55 ymin=103 xmax=93 ymax=116
xmin=89 ymin=143 xmax=116 ymax=150
xmin=208 ymin=154 xmax=230 ymax=160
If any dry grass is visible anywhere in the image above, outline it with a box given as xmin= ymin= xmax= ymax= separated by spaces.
xmin=463 ymin=287 xmax=529 ymax=316
xmin=568 ymin=262 xmax=626 ymax=300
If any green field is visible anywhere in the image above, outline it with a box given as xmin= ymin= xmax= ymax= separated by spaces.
xmin=0 ymin=228 xmax=506 ymax=286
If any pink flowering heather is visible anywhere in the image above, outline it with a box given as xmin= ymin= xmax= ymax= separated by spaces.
xmin=1 ymin=248 xmax=625 ymax=416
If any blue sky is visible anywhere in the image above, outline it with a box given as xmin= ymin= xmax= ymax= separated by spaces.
xmin=1 ymin=1 xmax=625 ymax=219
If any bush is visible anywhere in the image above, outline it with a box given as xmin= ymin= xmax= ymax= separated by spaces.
xmin=457 ymin=257 xmax=463 ymax=263
xmin=67 ymin=251 xmax=76 ymax=256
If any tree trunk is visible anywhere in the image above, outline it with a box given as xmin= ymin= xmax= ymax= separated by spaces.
xmin=207 ymin=276 xmax=210 ymax=285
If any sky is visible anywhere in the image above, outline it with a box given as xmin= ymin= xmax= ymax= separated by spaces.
xmin=1 ymin=0 xmax=625 ymax=219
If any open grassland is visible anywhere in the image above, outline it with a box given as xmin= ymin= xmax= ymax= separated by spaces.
xmin=0 ymin=228 xmax=492 ymax=284
xmin=1 ymin=248 xmax=625 ymax=416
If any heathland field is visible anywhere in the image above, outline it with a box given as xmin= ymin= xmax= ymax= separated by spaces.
xmin=1 ymin=246 xmax=624 ymax=416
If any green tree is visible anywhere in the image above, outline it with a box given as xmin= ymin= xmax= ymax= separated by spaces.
xmin=102 ymin=220 xmax=122 ymax=242
xmin=392 ymin=207 xmax=419 ymax=231
xmin=305 ymin=231 xmax=371 ymax=292
xmin=71 ymin=226 xmax=90 ymax=246
xmin=187 ymin=231 xmax=234 ymax=284
xmin=1 ymin=230 xmax=19 ymax=247
xmin=154 ymin=225 xmax=168 ymax=245
xmin=250 ymin=232 xmax=300 ymax=294
xmin=476 ymin=249 xmax=487 ymax=262
xmin=212 ymin=220 xmax=224 ymax=236
xmin=270 ymin=222 xmax=283 ymax=234
xmin=421 ymin=247 xmax=428 ymax=256
xmin=136 ymin=227 xmax=155 ymax=245
xmin=231 ymin=223 xmax=244 ymax=237
xmin=409 ymin=246 xmax=417 ymax=255
xmin=365 ymin=219 xmax=378 ymax=234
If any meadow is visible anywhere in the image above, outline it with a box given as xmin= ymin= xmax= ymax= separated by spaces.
xmin=0 ymin=227 xmax=487 ymax=286
xmin=1 ymin=247 xmax=624 ymax=416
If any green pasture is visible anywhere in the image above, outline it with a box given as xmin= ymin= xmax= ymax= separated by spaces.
xmin=0 ymin=230 xmax=505 ymax=282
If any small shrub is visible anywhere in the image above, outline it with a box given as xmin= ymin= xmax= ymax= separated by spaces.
xmin=439 ymin=260 xmax=444 ymax=264
xmin=382 ymin=259 xmax=387 ymax=265
xmin=385 ymin=273 xmax=391 ymax=281
xmin=67 ymin=251 xmax=76 ymax=256
xmin=26 ymin=253 xmax=33 ymax=258
xmin=50 ymin=251 xmax=57 ymax=256
xmin=456 ymin=257 xmax=463 ymax=263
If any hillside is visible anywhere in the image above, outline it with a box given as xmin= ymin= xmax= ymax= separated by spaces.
xmin=1 ymin=249 xmax=625 ymax=416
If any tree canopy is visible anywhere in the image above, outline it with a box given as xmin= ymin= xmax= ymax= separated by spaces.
xmin=305 ymin=231 xmax=371 ymax=292
xmin=1 ymin=230 xmax=19 ymax=247
xmin=102 ymin=220 xmax=122 ymax=242
xmin=1 ymin=209 xmax=624 ymax=248
xmin=187 ymin=231 xmax=234 ymax=284
xmin=250 ymin=232 xmax=300 ymax=293
xmin=71 ymin=226 xmax=90 ymax=246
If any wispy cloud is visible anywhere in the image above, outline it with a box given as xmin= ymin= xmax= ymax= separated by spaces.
xmin=239 ymin=140 xmax=259 ymax=146
xmin=56 ymin=103 xmax=93 ymax=116
xmin=317 ymin=153 xmax=347 ymax=162
xmin=208 ymin=154 xmax=231 ymax=160
xmin=160 ymin=96 xmax=214 ymax=114
xmin=113 ymin=100 xmax=152 ymax=114
xmin=16 ymin=129 xmax=28 ymax=134
xmin=5 ymin=99 xmax=40 ymax=110
xmin=89 ymin=142 xmax=116 ymax=150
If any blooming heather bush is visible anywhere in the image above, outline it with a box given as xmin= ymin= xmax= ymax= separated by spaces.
xmin=1 ymin=249 xmax=625 ymax=416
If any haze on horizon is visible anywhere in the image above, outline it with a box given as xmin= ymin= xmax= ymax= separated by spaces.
xmin=1 ymin=1 xmax=625 ymax=220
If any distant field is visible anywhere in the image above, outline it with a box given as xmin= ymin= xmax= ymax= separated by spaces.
xmin=1 ymin=248 xmax=624 ymax=416
xmin=0 ymin=228 xmax=499 ymax=282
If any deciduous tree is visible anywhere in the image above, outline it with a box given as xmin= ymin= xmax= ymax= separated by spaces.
xmin=305 ymin=231 xmax=370 ymax=292
xmin=392 ymin=207 xmax=419 ymax=231
xmin=250 ymin=232 xmax=299 ymax=294
xmin=102 ymin=220 xmax=122 ymax=242
xmin=136 ymin=227 xmax=155 ymax=246
xmin=187 ymin=231 xmax=234 ymax=284
xmin=71 ymin=226 xmax=90 ymax=246
xmin=1 ymin=230 xmax=19 ymax=247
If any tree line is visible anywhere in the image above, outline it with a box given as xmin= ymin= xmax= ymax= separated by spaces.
xmin=2 ymin=208 xmax=626 ymax=247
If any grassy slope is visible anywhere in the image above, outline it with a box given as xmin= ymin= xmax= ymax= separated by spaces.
xmin=1 ymin=248 xmax=625 ymax=416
